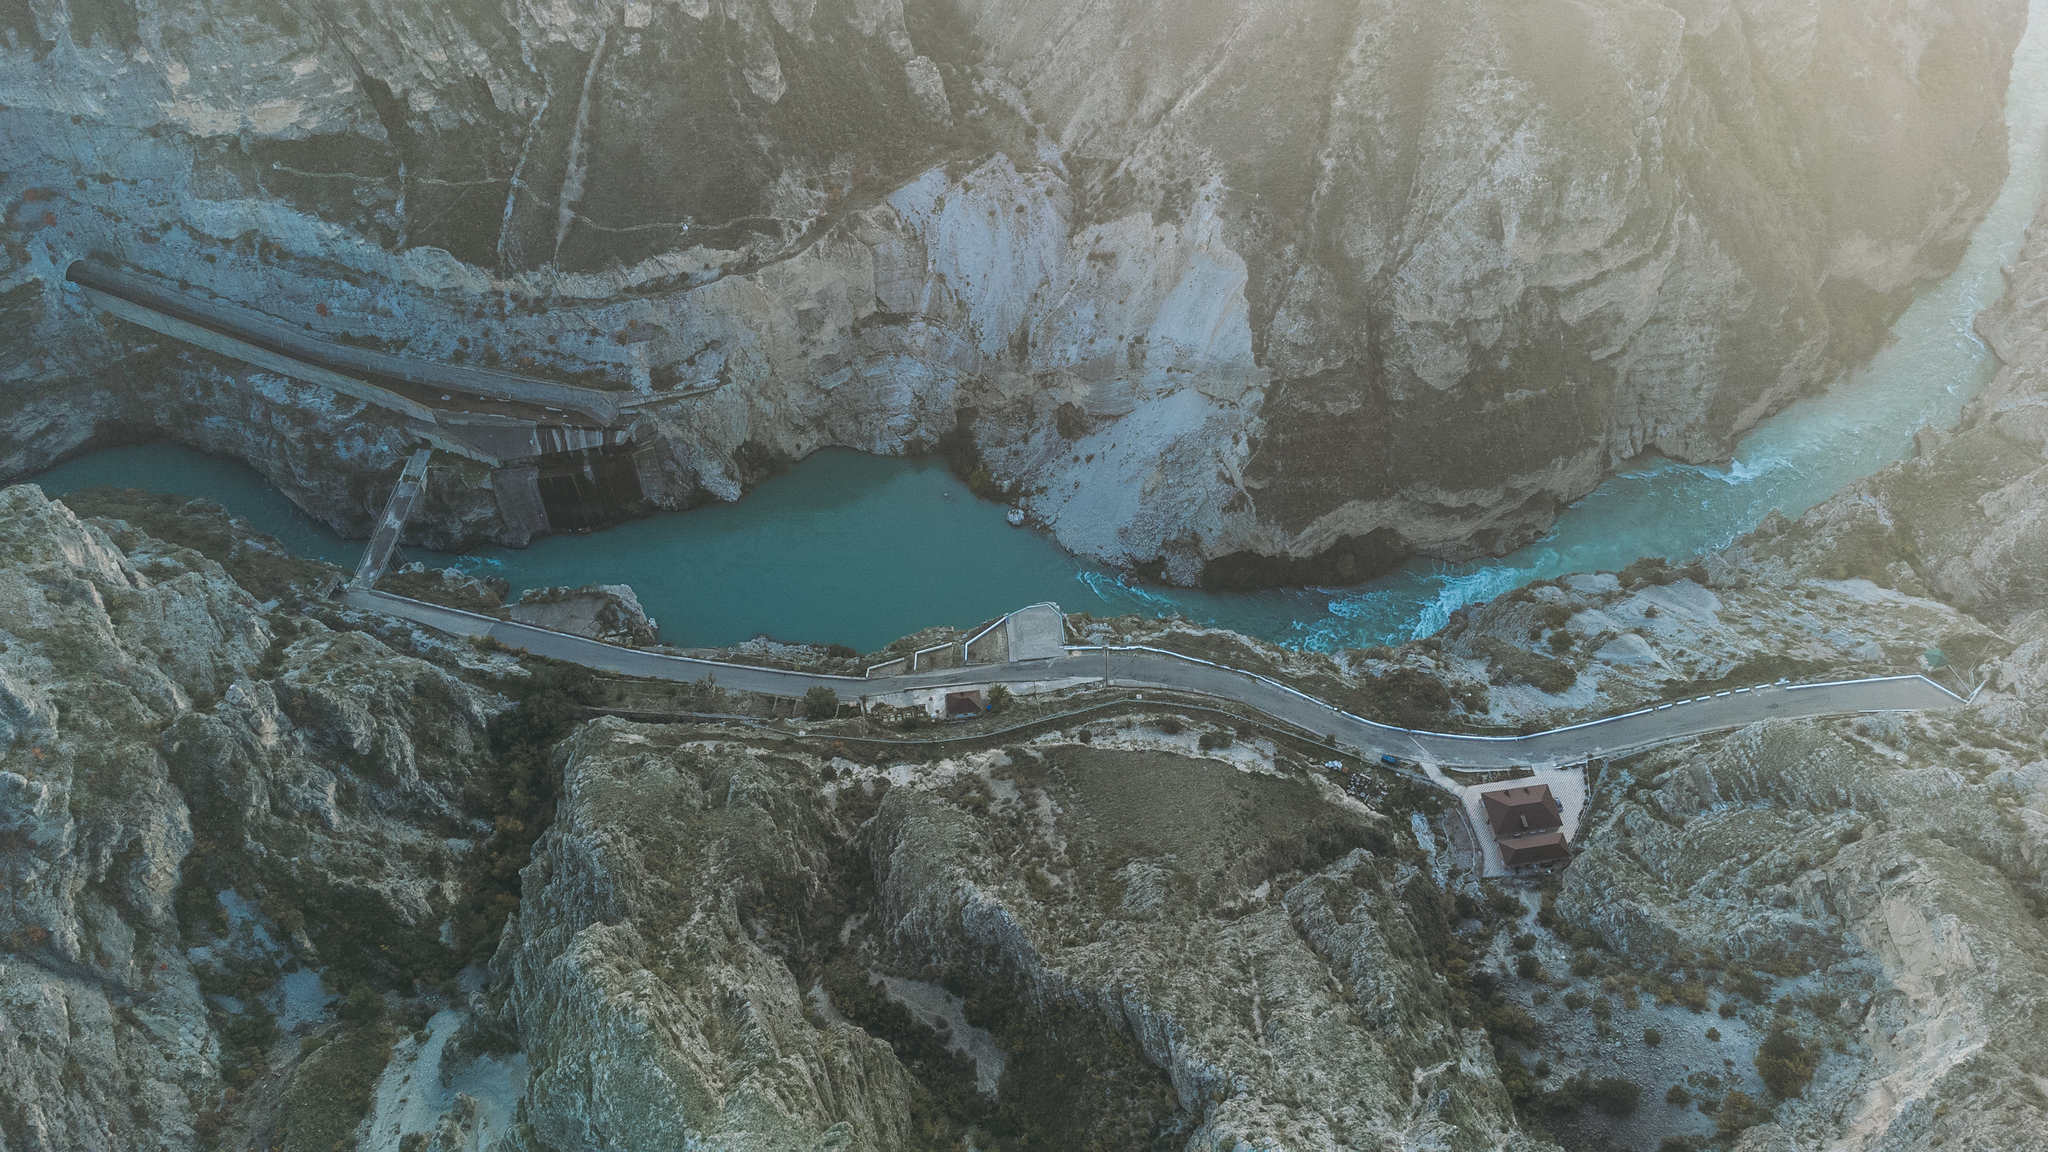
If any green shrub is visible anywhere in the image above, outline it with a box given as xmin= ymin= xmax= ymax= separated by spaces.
xmin=1728 ymin=969 xmax=1770 ymax=1002
xmin=1022 ymin=869 xmax=1054 ymax=902
xmin=1515 ymin=955 xmax=1540 ymax=980
xmin=1476 ymin=1000 xmax=1538 ymax=1044
xmin=375 ymin=568 xmax=505 ymax=615
xmin=1661 ymin=655 xmax=1831 ymax=700
xmin=1511 ymin=932 xmax=1536 ymax=951
xmin=802 ymin=686 xmax=839 ymax=720
xmin=215 ymin=1001 xmax=278 ymax=1090
xmin=337 ymin=983 xmax=384 ymax=1025
xmin=1666 ymin=1084 xmax=1692 ymax=1106
xmin=1620 ymin=556 xmax=1709 ymax=589
xmin=1643 ymin=1027 xmax=1662 ymax=1047
xmin=1716 ymin=1089 xmax=1773 ymax=1137
xmin=1755 ymin=1026 xmax=1820 ymax=1098
xmin=1198 ymin=730 xmax=1233 ymax=751
xmin=1351 ymin=666 xmax=1456 ymax=728
xmin=822 ymin=961 xmax=988 ymax=1147
xmin=1476 ymin=638 xmax=1577 ymax=695
xmin=1157 ymin=716 xmax=1184 ymax=736
xmin=279 ymin=1023 xmax=396 ymax=1152
xmin=986 ymin=684 xmax=1012 ymax=713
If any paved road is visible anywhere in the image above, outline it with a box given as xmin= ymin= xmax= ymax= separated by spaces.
xmin=347 ymin=591 xmax=1968 ymax=770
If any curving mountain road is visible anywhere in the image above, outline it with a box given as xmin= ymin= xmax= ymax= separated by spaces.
xmin=347 ymin=590 xmax=1969 ymax=770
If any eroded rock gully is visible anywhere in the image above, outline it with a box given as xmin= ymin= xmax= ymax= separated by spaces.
xmin=484 ymin=723 xmax=1555 ymax=1152
xmin=0 ymin=0 xmax=2028 ymax=582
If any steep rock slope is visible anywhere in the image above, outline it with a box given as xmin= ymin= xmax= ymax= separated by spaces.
xmin=0 ymin=485 xmax=507 ymax=1150
xmin=488 ymin=718 xmax=1550 ymax=1151
xmin=1541 ymin=707 xmax=2048 ymax=1151
xmin=1745 ymin=191 xmax=2048 ymax=627
xmin=967 ymin=0 xmax=2026 ymax=580
xmin=0 ymin=0 xmax=2025 ymax=581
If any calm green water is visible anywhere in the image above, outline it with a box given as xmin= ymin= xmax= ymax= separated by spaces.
xmin=23 ymin=0 xmax=2048 ymax=652
xmin=26 ymin=443 xmax=1306 ymax=650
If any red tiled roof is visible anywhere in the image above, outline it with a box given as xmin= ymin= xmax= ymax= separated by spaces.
xmin=1480 ymin=783 xmax=1562 ymax=835
xmin=1499 ymin=832 xmax=1569 ymax=867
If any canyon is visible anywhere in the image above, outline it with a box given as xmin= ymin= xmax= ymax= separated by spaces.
xmin=0 ymin=0 xmax=2031 ymax=584
xmin=2 ymin=190 xmax=2048 ymax=1151
xmin=6 ymin=2 xmax=2048 ymax=1150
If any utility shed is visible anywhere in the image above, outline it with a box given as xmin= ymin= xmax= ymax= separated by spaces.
xmin=1480 ymin=784 xmax=1563 ymax=837
xmin=945 ymin=691 xmax=987 ymax=717
xmin=1498 ymin=832 xmax=1569 ymax=867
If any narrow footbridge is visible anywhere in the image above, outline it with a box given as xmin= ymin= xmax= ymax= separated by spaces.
xmin=350 ymin=448 xmax=433 ymax=590
xmin=344 ymin=590 xmax=1971 ymax=770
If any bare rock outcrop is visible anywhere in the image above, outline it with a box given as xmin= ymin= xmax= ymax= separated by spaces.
xmin=0 ymin=484 xmax=506 ymax=1150
xmin=507 ymin=584 xmax=658 ymax=648
xmin=490 ymin=717 xmax=1550 ymax=1151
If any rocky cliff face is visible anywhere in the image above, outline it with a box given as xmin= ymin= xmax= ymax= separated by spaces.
xmin=1738 ymin=190 xmax=2048 ymax=630
xmin=488 ymin=716 xmax=1546 ymax=1152
xmin=0 ymin=0 xmax=2027 ymax=580
xmin=0 ymin=484 xmax=513 ymax=1150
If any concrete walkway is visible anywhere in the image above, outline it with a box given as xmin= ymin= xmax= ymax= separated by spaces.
xmin=345 ymin=591 xmax=1971 ymax=771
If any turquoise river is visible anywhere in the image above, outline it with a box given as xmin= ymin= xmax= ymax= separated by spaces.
xmin=23 ymin=1 xmax=2048 ymax=653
